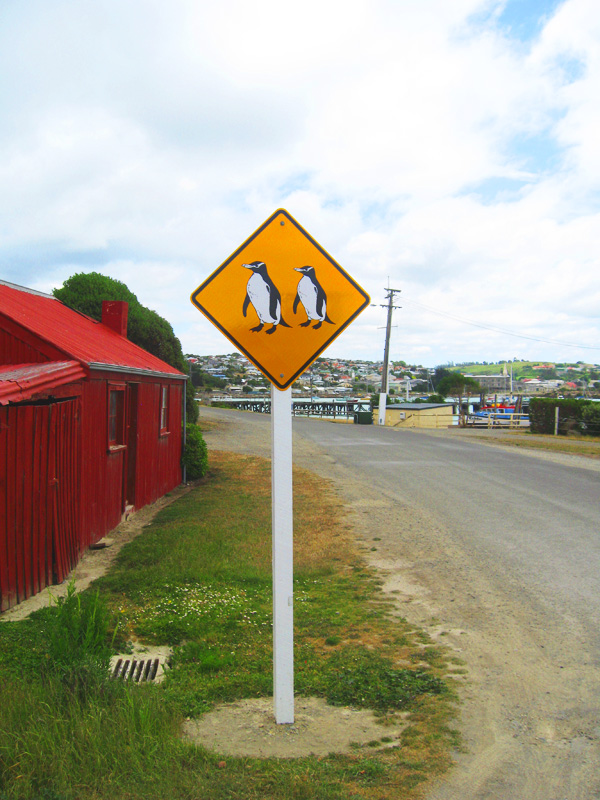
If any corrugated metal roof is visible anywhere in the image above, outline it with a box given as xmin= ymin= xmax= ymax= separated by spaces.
xmin=0 ymin=282 xmax=185 ymax=378
xmin=0 ymin=361 xmax=87 ymax=405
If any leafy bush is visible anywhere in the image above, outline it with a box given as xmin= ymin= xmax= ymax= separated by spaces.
xmin=46 ymin=581 xmax=115 ymax=696
xmin=185 ymin=381 xmax=199 ymax=424
xmin=529 ymin=398 xmax=590 ymax=435
xmin=436 ymin=373 xmax=480 ymax=396
xmin=581 ymin=403 xmax=600 ymax=436
xmin=182 ymin=424 xmax=208 ymax=480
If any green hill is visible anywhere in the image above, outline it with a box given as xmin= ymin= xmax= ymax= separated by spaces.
xmin=450 ymin=361 xmax=598 ymax=382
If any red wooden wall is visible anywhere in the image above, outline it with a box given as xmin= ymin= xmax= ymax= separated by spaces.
xmin=133 ymin=381 xmax=183 ymax=509
xmin=0 ymin=399 xmax=80 ymax=611
xmin=0 ymin=373 xmax=183 ymax=611
xmin=78 ymin=376 xmax=183 ymax=547
xmin=0 ymin=317 xmax=66 ymax=365
xmin=79 ymin=380 xmax=124 ymax=545
xmin=51 ymin=399 xmax=81 ymax=583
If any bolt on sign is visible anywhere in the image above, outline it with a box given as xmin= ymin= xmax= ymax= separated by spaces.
xmin=190 ymin=208 xmax=370 ymax=390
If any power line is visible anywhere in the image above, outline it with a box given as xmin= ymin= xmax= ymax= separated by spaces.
xmin=401 ymin=296 xmax=600 ymax=351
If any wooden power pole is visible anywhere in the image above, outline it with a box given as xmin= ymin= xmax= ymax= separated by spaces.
xmin=376 ymin=287 xmax=402 ymax=425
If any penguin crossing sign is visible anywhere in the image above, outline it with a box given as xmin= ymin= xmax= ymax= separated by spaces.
xmin=190 ymin=209 xmax=370 ymax=390
xmin=191 ymin=209 xmax=369 ymax=724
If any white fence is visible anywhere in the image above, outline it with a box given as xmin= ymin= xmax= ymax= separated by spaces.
xmin=466 ymin=412 xmax=530 ymax=428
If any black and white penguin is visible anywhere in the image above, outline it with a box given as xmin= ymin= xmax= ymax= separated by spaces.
xmin=242 ymin=261 xmax=291 ymax=334
xmin=293 ymin=266 xmax=334 ymax=330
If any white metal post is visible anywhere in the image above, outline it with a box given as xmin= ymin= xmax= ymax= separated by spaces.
xmin=378 ymin=392 xmax=387 ymax=426
xmin=271 ymin=385 xmax=294 ymax=723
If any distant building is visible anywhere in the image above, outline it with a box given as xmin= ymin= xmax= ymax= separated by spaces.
xmin=465 ymin=374 xmax=510 ymax=392
xmin=379 ymin=403 xmax=454 ymax=429
xmin=520 ymin=379 xmax=563 ymax=394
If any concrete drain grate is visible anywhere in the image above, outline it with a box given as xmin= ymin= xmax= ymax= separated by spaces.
xmin=111 ymin=657 xmax=163 ymax=682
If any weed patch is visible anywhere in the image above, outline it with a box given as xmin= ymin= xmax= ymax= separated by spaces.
xmin=323 ymin=647 xmax=446 ymax=711
xmin=130 ymin=583 xmax=270 ymax=645
xmin=44 ymin=580 xmax=116 ymax=696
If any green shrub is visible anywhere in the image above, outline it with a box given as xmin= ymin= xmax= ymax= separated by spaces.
xmin=185 ymin=381 xmax=199 ymax=424
xmin=582 ymin=403 xmax=600 ymax=436
xmin=46 ymin=581 xmax=115 ymax=696
xmin=182 ymin=424 xmax=208 ymax=480
xmin=529 ymin=397 xmax=590 ymax=435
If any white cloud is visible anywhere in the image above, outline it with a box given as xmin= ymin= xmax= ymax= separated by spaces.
xmin=1 ymin=0 xmax=599 ymax=367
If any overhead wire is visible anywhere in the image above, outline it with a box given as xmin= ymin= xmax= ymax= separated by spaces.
xmin=400 ymin=296 xmax=600 ymax=351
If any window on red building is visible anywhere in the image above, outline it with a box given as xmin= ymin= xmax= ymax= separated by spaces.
xmin=108 ymin=385 xmax=125 ymax=448
xmin=160 ymin=385 xmax=169 ymax=434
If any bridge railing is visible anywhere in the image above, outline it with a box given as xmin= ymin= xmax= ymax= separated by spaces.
xmin=210 ymin=397 xmax=372 ymax=420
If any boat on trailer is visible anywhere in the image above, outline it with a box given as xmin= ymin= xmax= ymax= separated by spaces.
xmin=467 ymin=400 xmax=529 ymax=427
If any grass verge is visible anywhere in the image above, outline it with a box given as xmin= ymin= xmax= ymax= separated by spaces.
xmin=0 ymin=450 xmax=459 ymax=800
xmin=471 ymin=430 xmax=600 ymax=458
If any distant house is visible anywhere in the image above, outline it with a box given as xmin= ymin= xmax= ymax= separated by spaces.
xmin=0 ymin=281 xmax=187 ymax=611
xmin=520 ymin=378 xmax=560 ymax=395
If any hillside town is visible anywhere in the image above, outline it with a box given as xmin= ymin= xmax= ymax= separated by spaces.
xmin=185 ymin=353 xmax=600 ymax=401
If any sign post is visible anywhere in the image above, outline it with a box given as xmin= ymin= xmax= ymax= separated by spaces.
xmin=271 ymin=385 xmax=294 ymax=722
xmin=191 ymin=208 xmax=369 ymax=723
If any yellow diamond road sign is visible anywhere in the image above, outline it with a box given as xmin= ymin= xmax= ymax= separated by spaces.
xmin=191 ymin=209 xmax=370 ymax=390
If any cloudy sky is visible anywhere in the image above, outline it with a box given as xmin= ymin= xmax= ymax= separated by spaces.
xmin=1 ymin=0 xmax=599 ymax=367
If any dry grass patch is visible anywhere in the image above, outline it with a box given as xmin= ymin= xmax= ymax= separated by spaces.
xmin=293 ymin=465 xmax=358 ymax=571
xmin=471 ymin=430 xmax=600 ymax=458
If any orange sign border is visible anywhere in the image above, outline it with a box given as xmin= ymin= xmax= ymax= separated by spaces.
xmin=190 ymin=208 xmax=370 ymax=390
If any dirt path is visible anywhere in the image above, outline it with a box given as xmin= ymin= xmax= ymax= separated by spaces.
xmin=200 ymin=407 xmax=600 ymax=800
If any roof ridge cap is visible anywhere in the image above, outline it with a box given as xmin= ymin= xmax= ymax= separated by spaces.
xmin=0 ymin=280 xmax=56 ymax=299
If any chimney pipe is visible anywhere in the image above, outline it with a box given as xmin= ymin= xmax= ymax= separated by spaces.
xmin=102 ymin=301 xmax=128 ymax=337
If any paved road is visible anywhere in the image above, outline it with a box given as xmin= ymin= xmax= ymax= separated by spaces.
xmin=293 ymin=419 xmax=600 ymax=641
xmin=202 ymin=408 xmax=600 ymax=799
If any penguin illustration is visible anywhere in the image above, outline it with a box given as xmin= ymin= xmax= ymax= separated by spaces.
xmin=293 ymin=266 xmax=334 ymax=330
xmin=242 ymin=261 xmax=291 ymax=334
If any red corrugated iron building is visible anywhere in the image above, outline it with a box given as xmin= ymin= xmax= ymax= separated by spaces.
xmin=0 ymin=281 xmax=187 ymax=611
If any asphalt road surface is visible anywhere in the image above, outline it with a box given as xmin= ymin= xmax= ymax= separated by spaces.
xmin=201 ymin=408 xmax=600 ymax=799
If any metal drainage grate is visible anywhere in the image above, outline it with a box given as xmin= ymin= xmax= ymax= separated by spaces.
xmin=111 ymin=657 xmax=162 ymax=683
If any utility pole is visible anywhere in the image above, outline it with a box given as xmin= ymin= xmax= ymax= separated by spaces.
xmin=375 ymin=287 xmax=402 ymax=425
